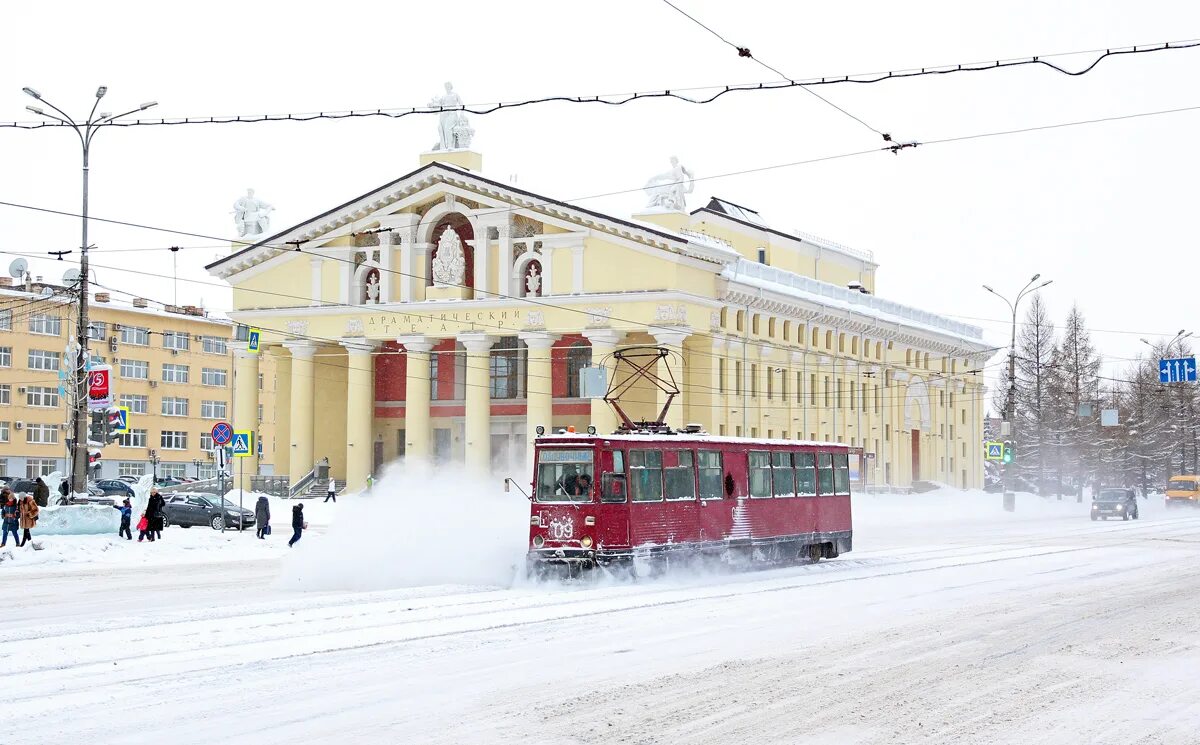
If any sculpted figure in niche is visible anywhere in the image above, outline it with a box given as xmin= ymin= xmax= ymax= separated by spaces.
xmin=431 ymin=227 xmax=467 ymax=286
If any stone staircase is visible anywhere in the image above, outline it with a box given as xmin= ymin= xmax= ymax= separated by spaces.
xmin=910 ymin=480 xmax=941 ymax=494
xmin=293 ymin=479 xmax=345 ymax=499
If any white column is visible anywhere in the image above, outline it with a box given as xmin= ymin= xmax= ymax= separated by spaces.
xmin=458 ymin=332 xmax=496 ymax=474
xmin=472 ymin=236 xmax=488 ymax=299
xmin=378 ymin=232 xmax=396 ymax=303
xmin=342 ymin=338 xmax=378 ymax=491
xmin=231 ymin=342 xmax=260 ymax=489
xmin=309 ymin=256 xmax=323 ymax=306
xmin=283 ymin=341 xmax=319 ymax=483
xmin=571 ymin=244 xmax=585 ymax=294
xmin=651 ymin=329 xmax=689 ymax=431
xmin=410 ymin=243 xmax=431 ymax=302
xmin=496 ymin=224 xmax=512 ymax=296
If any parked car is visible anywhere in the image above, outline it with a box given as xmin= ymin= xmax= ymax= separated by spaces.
xmin=94 ymin=479 xmax=136 ymax=499
xmin=1091 ymin=488 xmax=1139 ymax=521
xmin=116 ymin=475 xmax=141 ymax=484
xmin=162 ymin=492 xmax=256 ymax=531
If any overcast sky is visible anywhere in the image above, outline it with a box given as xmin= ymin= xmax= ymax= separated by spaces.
xmin=2 ymin=0 xmax=1198 ymax=396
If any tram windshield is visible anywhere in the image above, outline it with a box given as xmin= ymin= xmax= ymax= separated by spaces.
xmin=536 ymin=449 xmax=595 ymax=502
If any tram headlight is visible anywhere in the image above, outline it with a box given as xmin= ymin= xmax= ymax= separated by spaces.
xmin=532 ymin=535 xmax=545 ymax=548
xmin=581 ymin=536 xmax=593 ymax=549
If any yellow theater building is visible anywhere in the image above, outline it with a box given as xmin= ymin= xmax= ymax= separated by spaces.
xmin=209 ymin=146 xmax=992 ymax=493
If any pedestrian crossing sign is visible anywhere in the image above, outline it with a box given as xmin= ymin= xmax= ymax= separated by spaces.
xmin=232 ymin=429 xmax=254 ymax=457
xmin=247 ymin=328 xmax=261 ymax=354
xmin=985 ymin=441 xmax=1005 ymax=461
xmin=113 ymin=406 xmax=130 ymax=434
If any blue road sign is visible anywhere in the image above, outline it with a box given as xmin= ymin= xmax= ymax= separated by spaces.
xmin=211 ymin=421 xmax=233 ymax=446
xmin=247 ymin=328 xmax=261 ymax=354
xmin=985 ymin=442 xmax=1005 ymax=461
xmin=113 ymin=407 xmax=129 ymax=434
xmin=1159 ymin=357 xmax=1197 ymax=384
xmin=232 ymin=429 xmax=253 ymax=457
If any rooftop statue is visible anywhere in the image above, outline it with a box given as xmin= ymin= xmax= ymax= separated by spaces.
xmin=644 ymin=156 xmax=695 ymax=212
xmin=430 ymin=82 xmax=475 ymax=151
xmin=232 ymin=188 xmax=274 ymax=238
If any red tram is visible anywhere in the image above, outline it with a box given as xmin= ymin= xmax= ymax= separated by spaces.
xmin=526 ymin=431 xmax=854 ymax=573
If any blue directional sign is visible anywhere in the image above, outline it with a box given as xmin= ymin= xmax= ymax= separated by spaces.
xmin=1159 ymin=357 xmax=1197 ymax=384
xmin=211 ymin=421 xmax=233 ymax=446
xmin=232 ymin=429 xmax=254 ymax=458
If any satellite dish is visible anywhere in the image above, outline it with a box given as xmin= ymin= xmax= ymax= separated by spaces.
xmin=40 ymin=286 xmax=53 ymax=297
xmin=62 ymin=268 xmax=81 ymax=285
xmin=8 ymin=258 xmax=28 ymax=279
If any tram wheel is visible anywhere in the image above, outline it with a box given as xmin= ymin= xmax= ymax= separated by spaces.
xmin=807 ymin=544 xmax=823 ymax=563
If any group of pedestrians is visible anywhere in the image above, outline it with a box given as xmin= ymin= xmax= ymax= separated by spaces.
xmin=0 ymin=488 xmax=39 ymax=548
xmin=250 ymin=495 xmax=307 ymax=546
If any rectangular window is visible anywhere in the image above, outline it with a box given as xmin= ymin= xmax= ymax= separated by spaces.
xmin=87 ymin=321 xmax=107 ymax=341
xmin=429 ymin=352 xmax=441 ymax=401
xmin=118 ymin=429 xmax=148 ymax=448
xmin=160 ymin=463 xmax=186 ymax=478
xmin=26 ymin=423 xmax=60 ymax=444
xmin=200 ymin=400 xmax=227 ymax=419
xmin=766 ymin=369 xmax=774 ymax=400
xmin=258 ymin=373 xmax=264 ymax=391
xmin=534 ymin=448 xmax=594 ymax=503
xmin=161 ymin=397 xmax=189 ymax=416
xmin=201 ymin=336 xmax=228 ymax=355
xmin=488 ymin=338 xmax=525 ymax=400
xmin=0 ymin=385 xmax=10 ymax=405
xmin=163 ymin=331 xmax=190 ymax=351
xmin=796 ymin=371 xmax=802 ymax=403
xmin=162 ymin=363 xmax=190 ymax=384
xmin=834 ymin=452 xmax=850 ymax=494
xmin=735 ymin=360 xmax=742 ymax=396
xmin=27 ymin=349 xmax=59 ymax=371
xmin=29 ymin=313 xmax=62 ymax=336
xmin=0 ymin=347 xmax=10 ymax=367
xmin=836 ymin=379 xmax=843 ymax=409
xmin=750 ymin=364 xmax=758 ymax=398
xmin=795 ymin=452 xmax=817 ymax=496
xmin=0 ymin=421 xmax=8 ymax=443
xmin=885 ymin=424 xmax=891 ymax=442
xmin=26 ymin=386 xmax=59 ymax=407
xmin=629 ymin=450 xmax=664 ymax=502
xmin=200 ymin=432 xmax=215 ymax=450
xmin=962 ymin=409 xmax=967 ymax=425
xmin=257 ymin=404 xmax=264 ymax=422
xmin=160 ymin=431 xmax=188 ymax=450
xmin=120 ymin=325 xmax=150 ymax=345
xmin=823 ymin=376 xmax=831 ymax=407
xmin=818 ymin=452 xmax=835 ymax=494
xmin=664 ymin=451 xmax=696 ymax=501
xmin=601 ymin=450 xmax=627 ymax=503
xmin=118 ymin=462 xmax=146 ymax=477
xmin=718 ymin=358 xmax=726 ymax=393
xmin=697 ymin=450 xmax=723 ymax=499
xmin=201 ymin=367 xmax=228 ymax=387
xmin=849 ymin=383 xmax=856 ymax=411
xmin=748 ymin=451 xmax=772 ymax=498
xmin=874 ymin=385 xmax=880 ymax=415
xmin=0 ymin=309 xmax=10 ymax=331
xmin=26 ymin=458 xmax=58 ymax=478
xmin=119 ymin=394 xmax=149 ymax=414
xmin=120 ymin=359 xmax=149 ymax=379
xmin=772 ymin=451 xmax=795 ymax=497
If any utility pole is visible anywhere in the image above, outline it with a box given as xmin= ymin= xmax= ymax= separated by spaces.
xmin=984 ymin=274 xmax=1053 ymax=509
xmin=22 ymin=87 xmax=157 ymax=495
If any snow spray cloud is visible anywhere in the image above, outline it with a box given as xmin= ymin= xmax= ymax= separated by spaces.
xmin=278 ymin=460 xmax=531 ymax=592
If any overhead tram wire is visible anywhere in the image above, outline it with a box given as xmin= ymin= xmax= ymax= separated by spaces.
xmin=2 ymin=40 xmax=1196 ymax=130
xmin=658 ymin=0 xmax=887 ymax=139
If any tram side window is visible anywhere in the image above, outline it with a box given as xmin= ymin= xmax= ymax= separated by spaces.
xmin=749 ymin=451 xmax=772 ymax=498
xmin=834 ymin=452 xmax=850 ymax=494
xmin=536 ymin=449 xmax=595 ymax=502
xmin=817 ymin=452 xmax=835 ymax=495
xmin=772 ymin=451 xmax=795 ymax=497
xmin=601 ymin=450 xmax=627 ymax=503
xmin=795 ymin=452 xmax=817 ymax=496
xmin=697 ymin=450 xmax=723 ymax=499
xmin=665 ymin=450 xmax=696 ymax=500
xmin=629 ymin=450 xmax=664 ymax=502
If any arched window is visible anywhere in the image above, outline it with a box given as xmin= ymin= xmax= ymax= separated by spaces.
xmin=752 ymin=315 xmax=761 ymax=335
xmin=736 ymin=310 xmax=745 ymax=333
xmin=851 ymin=337 xmax=859 ymax=356
xmin=719 ymin=307 xmax=728 ymax=328
xmin=838 ymin=333 xmax=845 ymax=353
xmin=811 ymin=327 xmax=819 ymax=347
xmin=825 ymin=330 xmax=833 ymax=349
xmin=767 ymin=317 xmax=776 ymax=338
xmin=565 ymin=342 xmax=592 ymax=397
xmin=522 ymin=259 xmax=544 ymax=298
xmin=906 ymin=349 xmax=913 ymax=366
xmin=782 ymin=320 xmax=791 ymax=342
xmin=875 ymin=341 xmax=883 ymax=360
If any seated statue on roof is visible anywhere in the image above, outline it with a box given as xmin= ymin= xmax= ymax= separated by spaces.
xmin=232 ymin=188 xmax=274 ymax=238
xmin=644 ymin=156 xmax=695 ymax=211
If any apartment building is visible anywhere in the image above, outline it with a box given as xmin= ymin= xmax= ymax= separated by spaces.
xmin=0 ymin=279 xmax=279 ymax=481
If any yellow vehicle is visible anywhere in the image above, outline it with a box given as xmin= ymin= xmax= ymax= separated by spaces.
xmin=1165 ymin=475 xmax=1200 ymax=507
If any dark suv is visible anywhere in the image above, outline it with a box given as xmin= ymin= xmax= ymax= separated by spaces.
xmin=162 ymin=492 xmax=256 ymax=531
xmin=1092 ymin=488 xmax=1139 ymax=521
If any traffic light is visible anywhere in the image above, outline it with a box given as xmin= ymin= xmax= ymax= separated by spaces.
xmin=88 ymin=412 xmax=106 ymax=444
xmin=1002 ymin=440 xmax=1014 ymax=465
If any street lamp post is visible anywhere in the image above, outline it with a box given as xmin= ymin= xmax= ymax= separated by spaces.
xmin=22 ymin=87 xmax=157 ymax=497
xmin=983 ymin=274 xmax=1053 ymax=508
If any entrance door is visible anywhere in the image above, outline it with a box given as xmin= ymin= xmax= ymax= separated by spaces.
xmin=910 ymin=430 xmax=921 ymax=481
xmin=373 ymin=440 xmax=384 ymax=476
xmin=434 ymin=428 xmax=452 ymax=463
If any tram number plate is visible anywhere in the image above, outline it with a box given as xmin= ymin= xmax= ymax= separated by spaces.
xmin=547 ymin=516 xmax=575 ymax=540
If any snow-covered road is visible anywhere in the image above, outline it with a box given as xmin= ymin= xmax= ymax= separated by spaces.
xmin=6 ymin=494 xmax=1200 ymax=744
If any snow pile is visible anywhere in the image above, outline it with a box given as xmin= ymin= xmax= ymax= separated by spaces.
xmin=278 ymin=462 xmax=529 ymax=592
xmin=34 ymin=505 xmax=120 ymax=535
xmin=0 ymin=531 xmax=287 ymax=569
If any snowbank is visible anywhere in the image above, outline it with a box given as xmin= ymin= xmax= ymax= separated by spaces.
xmin=277 ymin=462 xmax=529 ymax=592
xmin=0 ymin=529 xmax=288 ymax=569
xmin=34 ymin=505 xmax=120 ymax=535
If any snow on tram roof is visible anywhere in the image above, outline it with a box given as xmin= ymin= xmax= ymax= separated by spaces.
xmin=537 ymin=432 xmax=849 ymax=449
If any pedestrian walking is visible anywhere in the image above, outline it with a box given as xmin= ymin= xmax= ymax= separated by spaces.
xmin=18 ymin=495 xmax=38 ymax=547
xmin=136 ymin=513 xmax=150 ymax=542
xmin=32 ymin=477 xmax=50 ymax=508
xmin=254 ymin=495 xmax=270 ymax=539
xmin=58 ymin=478 xmax=69 ymax=505
xmin=324 ymin=477 xmax=337 ymax=503
xmin=146 ymin=488 xmax=166 ymax=541
xmin=288 ymin=503 xmax=306 ymax=547
xmin=0 ymin=490 xmax=19 ymax=548
xmin=113 ymin=498 xmax=133 ymax=540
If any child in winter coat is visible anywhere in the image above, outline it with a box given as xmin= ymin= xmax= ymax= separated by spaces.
xmin=136 ymin=513 xmax=150 ymax=542
xmin=0 ymin=490 xmax=19 ymax=547
xmin=113 ymin=499 xmax=133 ymax=540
